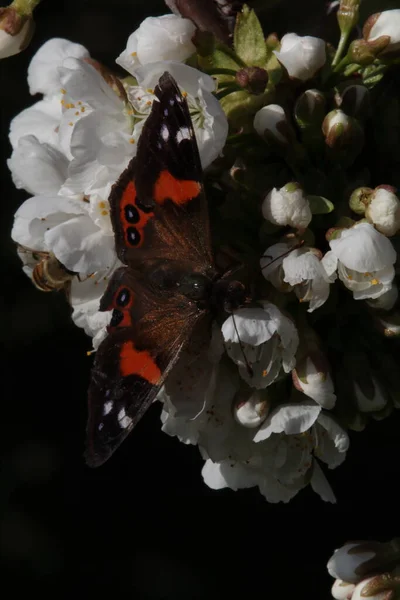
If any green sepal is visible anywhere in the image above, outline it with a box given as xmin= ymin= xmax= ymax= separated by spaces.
xmin=307 ymin=195 xmax=335 ymax=214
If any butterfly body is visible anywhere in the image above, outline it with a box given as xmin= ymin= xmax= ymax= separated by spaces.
xmin=85 ymin=72 xmax=246 ymax=467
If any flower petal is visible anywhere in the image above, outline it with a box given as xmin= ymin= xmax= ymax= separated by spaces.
xmin=254 ymin=400 xmax=321 ymax=442
xmin=330 ymin=223 xmax=396 ymax=272
xmin=9 ymin=95 xmax=62 ymax=150
xmin=28 ymin=38 xmax=90 ymax=96
xmin=310 ymin=460 xmax=336 ymax=502
xmin=8 ymin=135 xmax=68 ymax=196
xmin=44 ymin=214 xmax=116 ymax=273
xmin=11 ymin=195 xmax=84 ymax=250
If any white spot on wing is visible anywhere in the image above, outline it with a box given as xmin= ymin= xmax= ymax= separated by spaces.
xmin=118 ymin=407 xmax=133 ymax=429
xmin=161 ymin=124 xmax=169 ymax=141
xmin=176 ymin=127 xmax=191 ymax=144
xmin=103 ymin=400 xmax=113 ymax=416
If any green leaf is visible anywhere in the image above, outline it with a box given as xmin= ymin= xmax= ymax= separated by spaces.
xmin=307 ymin=195 xmax=335 ymax=214
xmin=234 ymin=5 xmax=268 ymax=67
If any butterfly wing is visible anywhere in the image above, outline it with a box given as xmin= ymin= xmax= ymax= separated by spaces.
xmin=85 ymin=267 xmax=207 ymax=467
xmin=85 ymin=73 xmax=215 ymax=466
xmin=108 ymin=72 xmax=214 ymax=273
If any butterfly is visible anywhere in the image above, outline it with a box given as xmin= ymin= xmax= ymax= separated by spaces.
xmin=85 ymin=72 xmax=247 ymax=467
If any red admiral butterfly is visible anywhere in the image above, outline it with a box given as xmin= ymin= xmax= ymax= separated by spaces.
xmin=85 ymin=72 xmax=247 ymax=467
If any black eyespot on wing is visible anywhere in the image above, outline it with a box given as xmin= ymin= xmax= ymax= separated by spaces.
xmin=110 ymin=309 xmax=124 ymax=328
xmin=126 ymin=227 xmax=141 ymax=246
xmin=124 ymin=204 xmax=140 ymax=224
xmin=116 ymin=288 xmax=131 ymax=307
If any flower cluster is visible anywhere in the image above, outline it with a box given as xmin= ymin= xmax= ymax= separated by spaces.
xmin=327 ymin=538 xmax=400 ymax=600
xmin=7 ymin=2 xmax=400 ymax=502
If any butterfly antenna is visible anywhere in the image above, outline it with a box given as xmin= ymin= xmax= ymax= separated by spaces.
xmin=86 ymin=349 xmax=96 ymax=357
xmin=261 ymin=240 xmax=305 ymax=272
xmin=232 ymin=312 xmax=253 ymax=378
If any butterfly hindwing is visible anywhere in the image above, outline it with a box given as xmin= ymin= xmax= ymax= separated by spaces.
xmin=85 ymin=266 xmax=206 ymax=467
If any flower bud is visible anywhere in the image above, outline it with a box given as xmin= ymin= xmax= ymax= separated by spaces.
xmin=337 ymin=85 xmax=371 ymax=120
xmin=365 ymin=186 xmax=400 ymax=237
xmin=273 ymin=33 xmax=326 ymax=81
xmin=262 ymin=182 xmax=312 ymax=230
xmin=235 ymin=66 xmax=269 ymax=95
xmin=376 ymin=310 xmax=400 ymax=337
xmin=327 ymin=541 xmax=385 ymax=584
xmin=349 ymin=187 xmax=373 ymax=215
xmin=233 ymin=390 xmax=269 ymax=428
xmin=348 ymin=37 xmax=391 ymax=66
xmin=331 ymin=579 xmax=356 ymax=600
xmin=254 ymin=104 xmax=295 ymax=146
xmin=363 ymin=10 xmax=400 ymax=56
xmin=0 ymin=5 xmax=35 ymax=59
xmin=116 ymin=14 xmax=196 ymax=72
xmin=292 ymin=351 xmax=336 ymax=409
xmin=352 ymin=576 xmax=397 ymax=600
xmin=294 ymin=89 xmax=326 ymax=129
xmin=337 ymin=0 xmax=360 ymax=36
xmin=322 ymin=109 xmax=364 ymax=166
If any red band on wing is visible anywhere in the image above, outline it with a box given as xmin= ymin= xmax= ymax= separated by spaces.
xmin=119 ymin=341 xmax=162 ymax=384
xmin=154 ymin=170 xmax=200 ymax=206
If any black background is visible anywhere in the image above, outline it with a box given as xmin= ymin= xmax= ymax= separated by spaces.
xmin=1 ymin=1 xmax=400 ymax=598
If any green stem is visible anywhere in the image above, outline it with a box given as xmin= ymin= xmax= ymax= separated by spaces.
xmin=215 ymin=83 xmax=242 ymax=99
xmin=11 ymin=0 xmax=41 ymax=15
xmin=332 ymin=30 xmax=350 ymax=68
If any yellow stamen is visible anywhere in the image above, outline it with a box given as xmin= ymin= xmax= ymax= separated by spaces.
xmin=370 ymin=278 xmax=379 ymax=285
xmin=262 ymin=369 xmax=268 ymax=377
xmin=75 ymin=111 xmax=79 ymax=116
xmin=182 ymin=91 xmax=188 ymax=98
xmin=130 ymin=51 xmax=137 ymax=57
xmin=60 ymin=88 xmax=66 ymax=94
xmin=99 ymin=201 xmax=106 ymax=209
xmin=146 ymin=88 xmax=154 ymax=94
xmin=129 ymin=138 xmax=135 ymax=144
xmin=101 ymin=210 xmax=109 ymax=216
xmin=81 ymin=106 xmax=85 ymax=113
xmin=68 ymin=122 xmax=73 ymax=126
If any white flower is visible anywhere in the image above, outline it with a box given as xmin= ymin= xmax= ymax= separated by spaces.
xmin=292 ymin=353 xmax=336 ymax=409
xmin=262 ymin=183 xmax=312 ymax=230
xmin=365 ymin=187 xmax=400 ymax=237
xmin=261 ymin=242 xmax=336 ymax=312
xmin=222 ymin=302 xmax=299 ymax=388
xmin=364 ymin=9 xmax=400 ymax=55
xmin=0 ymin=8 xmax=33 ymax=59
xmin=116 ymin=15 xmax=196 ymax=73
xmin=203 ymin=409 xmax=347 ymax=503
xmin=253 ymin=104 xmax=291 ymax=144
xmin=326 ymin=223 xmax=396 ymax=300
xmin=281 ymin=246 xmax=336 ymax=311
xmin=331 ymin=580 xmax=356 ymax=600
xmin=327 ymin=542 xmax=378 ymax=584
xmin=273 ymin=33 xmax=326 ymax=80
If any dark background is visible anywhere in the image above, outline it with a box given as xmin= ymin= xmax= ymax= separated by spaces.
xmin=1 ymin=1 xmax=400 ymax=598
